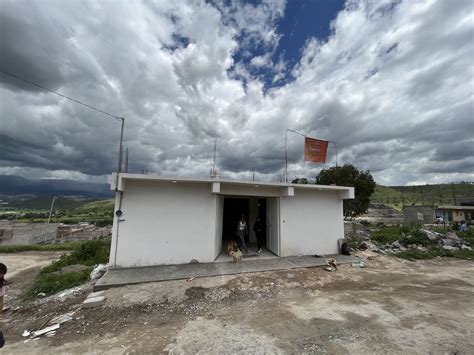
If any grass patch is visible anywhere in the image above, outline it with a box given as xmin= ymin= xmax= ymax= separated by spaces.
xmin=458 ymin=228 xmax=474 ymax=246
xmin=0 ymin=242 xmax=83 ymax=253
xmin=371 ymin=226 xmax=411 ymax=244
xmin=23 ymin=270 xmax=91 ymax=300
xmin=396 ymin=248 xmax=474 ymax=261
xmin=21 ymin=238 xmax=111 ymax=300
xmin=41 ymin=238 xmax=110 ymax=274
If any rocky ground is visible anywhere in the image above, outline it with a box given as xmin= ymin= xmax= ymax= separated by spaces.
xmin=1 ymin=252 xmax=473 ymax=354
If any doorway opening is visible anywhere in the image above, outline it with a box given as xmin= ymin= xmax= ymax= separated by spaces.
xmin=216 ymin=196 xmax=279 ymax=262
xmin=222 ymin=197 xmax=249 ymax=242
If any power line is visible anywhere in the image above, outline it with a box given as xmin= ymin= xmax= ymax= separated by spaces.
xmin=0 ymin=70 xmax=122 ymax=121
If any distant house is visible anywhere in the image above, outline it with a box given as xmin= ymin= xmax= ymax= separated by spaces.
xmin=108 ymin=174 xmax=354 ymax=268
xmin=436 ymin=205 xmax=474 ymax=222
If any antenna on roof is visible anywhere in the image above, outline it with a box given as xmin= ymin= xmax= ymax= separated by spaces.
xmin=124 ymin=147 xmax=129 ymax=173
xmin=211 ymin=138 xmax=220 ymax=179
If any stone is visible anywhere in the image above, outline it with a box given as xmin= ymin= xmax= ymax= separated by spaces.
xmin=82 ymin=296 xmax=105 ymax=309
xmin=442 ymin=245 xmax=458 ymax=251
xmin=87 ymin=291 xmax=104 ymax=299
xmin=443 ymin=232 xmax=461 ymax=247
xmin=391 ymin=240 xmax=402 ymax=249
xmin=420 ymin=229 xmax=438 ymax=241
xmin=359 ymin=241 xmax=380 ymax=252
xmin=461 ymin=244 xmax=472 ymax=250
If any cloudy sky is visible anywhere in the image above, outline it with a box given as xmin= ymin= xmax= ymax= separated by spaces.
xmin=0 ymin=0 xmax=473 ymax=186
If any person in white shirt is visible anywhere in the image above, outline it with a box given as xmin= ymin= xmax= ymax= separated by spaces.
xmin=236 ymin=214 xmax=249 ymax=253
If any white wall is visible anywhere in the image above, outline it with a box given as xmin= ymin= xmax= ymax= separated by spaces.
xmin=111 ymin=181 xmax=217 ymax=267
xmin=214 ymin=195 xmax=223 ymax=258
xmin=280 ymin=190 xmax=344 ymax=256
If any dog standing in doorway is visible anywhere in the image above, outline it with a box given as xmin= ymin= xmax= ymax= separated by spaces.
xmin=229 ymin=245 xmax=242 ymax=263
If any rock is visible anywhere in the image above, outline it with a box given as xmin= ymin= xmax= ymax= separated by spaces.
xmin=82 ymin=296 xmax=105 ymax=309
xmin=359 ymin=241 xmax=380 ymax=252
xmin=416 ymin=246 xmax=427 ymax=252
xmin=443 ymin=232 xmax=461 ymax=247
xmin=442 ymin=245 xmax=458 ymax=251
xmin=420 ymin=229 xmax=439 ymax=241
xmin=391 ymin=240 xmax=401 ymax=249
xmin=391 ymin=241 xmax=407 ymax=252
xmin=461 ymin=244 xmax=472 ymax=250
xmin=87 ymin=291 xmax=104 ymax=299
xmin=351 ymin=261 xmax=365 ymax=268
xmin=190 ymin=259 xmax=199 ymax=264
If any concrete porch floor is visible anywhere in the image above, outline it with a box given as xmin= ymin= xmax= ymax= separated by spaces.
xmin=94 ymin=254 xmax=359 ymax=291
xmin=214 ymin=243 xmax=277 ymax=262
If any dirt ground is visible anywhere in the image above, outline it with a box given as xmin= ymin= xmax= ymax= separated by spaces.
xmin=1 ymin=253 xmax=473 ymax=354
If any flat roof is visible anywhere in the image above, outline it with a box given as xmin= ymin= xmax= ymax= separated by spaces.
xmin=112 ymin=173 xmax=354 ymax=192
xmin=437 ymin=205 xmax=474 ymax=211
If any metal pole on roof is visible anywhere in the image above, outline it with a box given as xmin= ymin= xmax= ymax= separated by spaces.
xmin=328 ymin=141 xmax=338 ymax=167
xmin=285 ymin=129 xmax=306 ymax=183
xmin=115 ymin=117 xmax=125 ymax=191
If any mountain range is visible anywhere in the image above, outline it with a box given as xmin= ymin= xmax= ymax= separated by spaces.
xmin=0 ymin=175 xmax=112 ymax=197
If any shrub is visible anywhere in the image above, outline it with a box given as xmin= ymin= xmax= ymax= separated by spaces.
xmin=371 ymin=226 xmax=411 ymax=244
xmin=399 ymin=230 xmax=436 ymax=247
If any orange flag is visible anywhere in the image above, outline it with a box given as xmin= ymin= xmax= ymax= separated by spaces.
xmin=304 ymin=137 xmax=328 ymax=163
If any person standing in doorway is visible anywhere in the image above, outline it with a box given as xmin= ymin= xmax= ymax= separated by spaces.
xmin=236 ymin=215 xmax=249 ymax=253
xmin=253 ymin=216 xmax=264 ymax=254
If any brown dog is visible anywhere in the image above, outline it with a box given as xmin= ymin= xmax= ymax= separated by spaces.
xmin=227 ymin=240 xmax=238 ymax=255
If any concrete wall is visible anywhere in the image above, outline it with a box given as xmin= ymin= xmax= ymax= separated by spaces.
xmin=403 ymin=206 xmax=435 ymax=225
xmin=279 ymin=190 xmax=343 ymax=256
xmin=0 ymin=222 xmax=58 ymax=245
xmin=111 ymin=180 xmax=217 ymax=267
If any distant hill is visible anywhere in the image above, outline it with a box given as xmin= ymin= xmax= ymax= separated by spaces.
xmin=372 ymin=183 xmax=474 ymax=208
xmin=6 ymin=196 xmax=88 ymax=210
xmin=0 ymin=175 xmax=112 ymax=197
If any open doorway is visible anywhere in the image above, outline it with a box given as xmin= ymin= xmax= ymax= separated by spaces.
xmin=222 ymin=197 xmax=249 ymax=242
xmin=216 ymin=196 xmax=279 ymax=262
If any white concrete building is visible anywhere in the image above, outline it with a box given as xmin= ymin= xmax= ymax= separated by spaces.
xmin=109 ymin=173 xmax=354 ymax=268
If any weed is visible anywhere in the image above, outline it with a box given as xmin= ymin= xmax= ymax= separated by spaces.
xmin=23 ymin=270 xmax=91 ymax=300
xmin=22 ymin=238 xmax=111 ymax=300
xmin=371 ymin=226 xmax=411 ymax=244
xmin=0 ymin=242 xmax=82 ymax=253
xmin=399 ymin=230 xmax=436 ymax=247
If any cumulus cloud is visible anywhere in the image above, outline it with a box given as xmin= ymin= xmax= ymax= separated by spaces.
xmin=0 ymin=0 xmax=473 ymax=186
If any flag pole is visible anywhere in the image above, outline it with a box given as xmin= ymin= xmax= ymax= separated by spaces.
xmin=328 ymin=141 xmax=338 ymax=167
xmin=285 ymin=129 xmax=306 ymax=183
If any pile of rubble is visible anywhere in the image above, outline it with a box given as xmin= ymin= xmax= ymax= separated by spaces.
xmin=345 ymin=222 xmax=472 ymax=255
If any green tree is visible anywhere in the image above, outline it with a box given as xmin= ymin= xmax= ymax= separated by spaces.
xmin=315 ymin=164 xmax=376 ymax=218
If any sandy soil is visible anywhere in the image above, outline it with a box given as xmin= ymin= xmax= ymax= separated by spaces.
xmin=2 ymin=255 xmax=474 ymax=354
xmin=1 ymin=251 xmax=65 ymax=279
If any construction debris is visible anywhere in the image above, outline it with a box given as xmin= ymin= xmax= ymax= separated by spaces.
xmin=82 ymin=296 xmax=105 ymax=309
xmin=50 ymin=312 xmax=75 ymax=324
xmin=352 ymin=261 xmax=366 ymax=268
xmin=90 ymin=264 xmax=108 ymax=280
xmin=32 ymin=324 xmax=60 ymax=338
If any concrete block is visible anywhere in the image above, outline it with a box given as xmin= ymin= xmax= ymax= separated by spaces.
xmin=82 ymin=296 xmax=105 ymax=308
xmin=87 ymin=291 xmax=104 ymax=299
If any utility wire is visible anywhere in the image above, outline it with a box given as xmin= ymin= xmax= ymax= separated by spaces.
xmin=0 ymin=70 xmax=122 ymax=121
